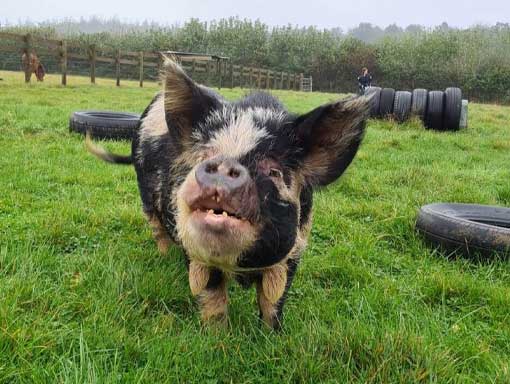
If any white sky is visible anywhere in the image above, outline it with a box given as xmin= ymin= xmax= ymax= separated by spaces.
xmin=3 ymin=0 xmax=510 ymax=29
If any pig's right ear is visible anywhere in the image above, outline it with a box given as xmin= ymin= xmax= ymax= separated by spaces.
xmin=163 ymin=58 xmax=221 ymax=146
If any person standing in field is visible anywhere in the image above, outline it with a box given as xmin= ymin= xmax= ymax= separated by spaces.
xmin=357 ymin=67 xmax=372 ymax=94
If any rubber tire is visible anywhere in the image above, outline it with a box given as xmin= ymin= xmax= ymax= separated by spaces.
xmin=379 ymin=88 xmax=395 ymax=117
xmin=393 ymin=91 xmax=412 ymax=123
xmin=424 ymin=91 xmax=445 ymax=130
xmin=69 ymin=111 xmax=141 ymax=140
xmin=443 ymin=87 xmax=462 ymax=131
xmin=416 ymin=203 xmax=510 ymax=258
xmin=460 ymin=99 xmax=468 ymax=129
xmin=365 ymin=87 xmax=382 ymax=118
xmin=411 ymin=89 xmax=428 ymax=120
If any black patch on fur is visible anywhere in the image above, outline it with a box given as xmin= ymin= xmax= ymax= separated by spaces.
xmin=234 ymin=91 xmax=285 ymax=111
xmin=299 ymin=185 xmax=313 ymax=228
xmin=206 ymin=268 xmax=223 ymax=289
xmin=238 ymin=176 xmax=298 ymax=269
xmin=132 ymin=94 xmax=163 ymax=215
xmin=133 ymin=94 xmax=180 ymax=240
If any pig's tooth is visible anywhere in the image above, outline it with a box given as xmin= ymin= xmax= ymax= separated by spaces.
xmin=207 ymin=209 xmax=214 ymax=214
xmin=222 ymin=211 xmax=228 ymax=217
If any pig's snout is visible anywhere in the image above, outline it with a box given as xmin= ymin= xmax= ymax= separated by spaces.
xmin=195 ymin=156 xmax=250 ymax=195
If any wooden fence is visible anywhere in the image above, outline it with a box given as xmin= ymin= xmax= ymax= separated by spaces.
xmin=0 ymin=32 xmax=304 ymax=91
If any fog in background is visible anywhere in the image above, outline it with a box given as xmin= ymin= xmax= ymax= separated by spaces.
xmin=3 ymin=0 xmax=510 ymax=30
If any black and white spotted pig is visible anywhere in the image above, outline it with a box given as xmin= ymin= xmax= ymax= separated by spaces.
xmin=87 ymin=59 xmax=370 ymax=329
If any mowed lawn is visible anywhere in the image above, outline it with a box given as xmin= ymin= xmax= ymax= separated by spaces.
xmin=1 ymin=70 xmax=510 ymax=383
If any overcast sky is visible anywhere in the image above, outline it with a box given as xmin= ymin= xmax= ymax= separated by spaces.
xmin=3 ymin=0 xmax=510 ymax=29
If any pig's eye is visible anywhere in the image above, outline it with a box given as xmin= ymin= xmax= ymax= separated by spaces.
xmin=268 ymin=168 xmax=283 ymax=178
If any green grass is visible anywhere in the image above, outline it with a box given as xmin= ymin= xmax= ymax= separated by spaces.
xmin=1 ymin=70 xmax=510 ymax=383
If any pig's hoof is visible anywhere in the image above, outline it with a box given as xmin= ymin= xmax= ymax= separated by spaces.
xmin=201 ymin=311 xmax=228 ymax=328
xmin=156 ymin=237 xmax=171 ymax=254
xmin=261 ymin=315 xmax=282 ymax=331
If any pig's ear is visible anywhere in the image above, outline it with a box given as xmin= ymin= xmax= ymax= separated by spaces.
xmin=163 ymin=58 xmax=221 ymax=143
xmin=294 ymin=97 xmax=369 ymax=187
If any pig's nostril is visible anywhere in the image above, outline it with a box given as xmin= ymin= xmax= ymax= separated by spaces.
xmin=205 ymin=162 xmax=218 ymax=174
xmin=228 ymin=168 xmax=240 ymax=179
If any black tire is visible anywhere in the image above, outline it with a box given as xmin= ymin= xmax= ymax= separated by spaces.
xmin=424 ymin=91 xmax=444 ymax=130
xmin=379 ymin=88 xmax=395 ymax=117
xmin=393 ymin=91 xmax=412 ymax=123
xmin=416 ymin=203 xmax=510 ymax=258
xmin=443 ymin=87 xmax=462 ymax=131
xmin=411 ymin=89 xmax=428 ymax=120
xmin=365 ymin=86 xmax=382 ymax=117
xmin=69 ymin=111 xmax=141 ymax=140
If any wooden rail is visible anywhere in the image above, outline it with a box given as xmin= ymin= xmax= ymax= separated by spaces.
xmin=0 ymin=32 xmax=304 ymax=90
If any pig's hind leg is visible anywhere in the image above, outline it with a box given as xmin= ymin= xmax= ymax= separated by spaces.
xmin=145 ymin=212 xmax=172 ymax=254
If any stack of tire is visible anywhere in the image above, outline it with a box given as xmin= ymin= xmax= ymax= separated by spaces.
xmin=366 ymin=87 xmax=466 ymax=131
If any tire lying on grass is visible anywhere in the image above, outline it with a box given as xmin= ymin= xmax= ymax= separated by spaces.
xmin=416 ymin=203 xmax=510 ymax=258
xmin=379 ymin=88 xmax=396 ymax=117
xmin=411 ymin=89 xmax=428 ymax=120
xmin=393 ymin=91 xmax=412 ymax=123
xmin=424 ymin=91 xmax=445 ymax=130
xmin=365 ymin=86 xmax=382 ymax=118
xmin=69 ymin=111 xmax=141 ymax=140
xmin=443 ymin=87 xmax=462 ymax=131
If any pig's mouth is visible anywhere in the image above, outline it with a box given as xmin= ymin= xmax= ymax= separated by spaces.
xmin=188 ymin=197 xmax=252 ymax=233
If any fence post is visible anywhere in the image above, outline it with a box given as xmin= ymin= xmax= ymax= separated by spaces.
xmin=205 ymin=61 xmax=210 ymax=86
xmin=230 ymin=62 xmax=234 ymax=89
xmin=295 ymin=74 xmax=300 ymax=91
xmin=22 ymin=34 xmax=32 ymax=83
xmin=60 ymin=40 xmax=67 ymax=86
xmin=89 ymin=44 xmax=96 ymax=84
xmin=287 ymin=72 xmax=291 ymax=90
xmin=218 ymin=60 xmax=222 ymax=89
xmin=139 ymin=51 xmax=144 ymax=87
xmin=115 ymin=49 xmax=121 ymax=87
xmin=257 ymin=68 xmax=262 ymax=89
xmin=191 ymin=59 xmax=196 ymax=78
xmin=280 ymin=71 xmax=284 ymax=90
xmin=157 ymin=53 xmax=163 ymax=85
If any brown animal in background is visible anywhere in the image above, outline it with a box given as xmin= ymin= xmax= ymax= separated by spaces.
xmin=21 ymin=52 xmax=45 ymax=82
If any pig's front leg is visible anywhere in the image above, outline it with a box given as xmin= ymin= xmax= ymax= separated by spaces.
xmin=189 ymin=261 xmax=228 ymax=323
xmin=257 ymin=259 xmax=298 ymax=329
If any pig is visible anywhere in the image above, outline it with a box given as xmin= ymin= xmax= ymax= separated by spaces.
xmin=86 ymin=58 xmax=370 ymax=329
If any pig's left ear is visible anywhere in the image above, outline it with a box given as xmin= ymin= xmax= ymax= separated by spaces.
xmin=294 ymin=97 xmax=370 ymax=187
xmin=163 ymin=58 xmax=221 ymax=145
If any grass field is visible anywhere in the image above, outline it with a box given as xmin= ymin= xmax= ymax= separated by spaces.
xmin=1 ymin=70 xmax=510 ymax=383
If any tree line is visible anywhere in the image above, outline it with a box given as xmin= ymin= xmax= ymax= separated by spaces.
xmin=2 ymin=18 xmax=510 ymax=102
